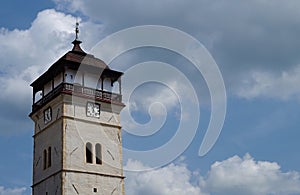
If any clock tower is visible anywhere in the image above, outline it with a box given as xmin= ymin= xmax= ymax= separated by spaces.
xmin=30 ymin=24 xmax=125 ymax=194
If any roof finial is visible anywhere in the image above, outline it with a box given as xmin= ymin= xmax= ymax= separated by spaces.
xmin=71 ymin=19 xmax=85 ymax=53
xmin=75 ymin=19 xmax=79 ymax=40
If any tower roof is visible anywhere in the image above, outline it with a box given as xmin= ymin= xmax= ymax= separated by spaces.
xmin=30 ymin=24 xmax=122 ymax=90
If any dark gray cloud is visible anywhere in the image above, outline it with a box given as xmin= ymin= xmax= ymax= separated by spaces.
xmin=56 ymin=0 xmax=300 ymax=69
xmin=55 ymin=0 xmax=300 ymax=99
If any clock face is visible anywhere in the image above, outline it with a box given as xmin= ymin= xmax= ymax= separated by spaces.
xmin=44 ymin=107 xmax=52 ymax=124
xmin=86 ymin=102 xmax=100 ymax=118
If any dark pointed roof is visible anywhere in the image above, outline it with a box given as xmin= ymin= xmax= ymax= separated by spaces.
xmin=71 ymin=39 xmax=85 ymax=53
xmin=30 ymin=39 xmax=122 ymax=90
xmin=31 ymin=23 xmax=123 ymax=90
xmin=63 ymin=39 xmax=109 ymax=69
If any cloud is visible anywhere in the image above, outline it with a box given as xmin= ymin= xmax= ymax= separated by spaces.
xmin=0 ymin=9 xmax=74 ymax=73
xmin=0 ymin=9 xmax=73 ymax=135
xmin=202 ymin=153 xmax=300 ymax=195
xmin=235 ymin=65 xmax=300 ymax=100
xmin=125 ymin=159 xmax=206 ymax=195
xmin=0 ymin=186 xmax=26 ymax=195
xmin=0 ymin=9 xmax=103 ymax=77
xmin=53 ymin=0 xmax=300 ymax=101
xmin=125 ymin=154 xmax=300 ymax=195
xmin=0 ymin=9 xmax=102 ymax=135
xmin=120 ymin=62 xmax=201 ymax=142
xmin=126 ymin=81 xmax=182 ymax=116
xmin=54 ymin=0 xmax=300 ymax=67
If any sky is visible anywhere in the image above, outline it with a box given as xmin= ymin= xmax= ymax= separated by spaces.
xmin=1 ymin=0 xmax=300 ymax=194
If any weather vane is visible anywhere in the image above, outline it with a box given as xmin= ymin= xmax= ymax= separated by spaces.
xmin=75 ymin=19 xmax=79 ymax=40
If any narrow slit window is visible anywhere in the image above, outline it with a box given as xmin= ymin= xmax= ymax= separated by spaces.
xmin=43 ymin=149 xmax=47 ymax=170
xmin=86 ymin=142 xmax=93 ymax=163
xmin=48 ymin=147 xmax=52 ymax=168
xmin=95 ymin=143 xmax=102 ymax=165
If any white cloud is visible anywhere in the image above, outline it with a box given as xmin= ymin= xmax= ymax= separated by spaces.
xmin=201 ymin=153 xmax=300 ymax=195
xmin=0 ymin=186 xmax=26 ymax=195
xmin=125 ymin=159 xmax=206 ymax=195
xmin=235 ymin=65 xmax=300 ymax=100
xmin=0 ymin=9 xmax=73 ymax=73
xmin=125 ymin=154 xmax=300 ymax=195
xmin=0 ymin=9 xmax=103 ymax=76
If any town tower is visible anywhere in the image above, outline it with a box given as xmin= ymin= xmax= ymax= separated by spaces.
xmin=30 ymin=24 xmax=125 ymax=194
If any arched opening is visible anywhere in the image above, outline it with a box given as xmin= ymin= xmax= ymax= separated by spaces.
xmin=34 ymin=90 xmax=43 ymax=103
xmin=112 ymin=81 xmax=119 ymax=94
xmin=86 ymin=142 xmax=93 ymax=163
xmin=103 ymin=78 xmax=112 ymax=92
xmin=95 ymin=143 xmax=102 ymax=165
xmin=65 ymin=70 xmax=77 ymax=84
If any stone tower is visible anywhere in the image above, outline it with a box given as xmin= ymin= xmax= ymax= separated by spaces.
xmin=29 ymin=24 xmax=125 ymax=194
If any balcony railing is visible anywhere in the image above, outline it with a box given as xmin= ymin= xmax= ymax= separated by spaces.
xmin=32 ymin=83 xmax=122 ymax=112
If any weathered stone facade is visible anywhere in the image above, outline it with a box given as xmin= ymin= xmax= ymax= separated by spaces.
xmin=31 ymin=93 xmax=125 ymax=195
xmin=30 ymin=31 xmax=125 ymax=194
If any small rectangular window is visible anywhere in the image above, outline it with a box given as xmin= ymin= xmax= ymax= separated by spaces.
xmin=43 ymin=149 xmax=47 ymax=170
xmin=48 ymin=147 xmax=52 ymax=168
xmin=96 ymin=143 xmax=102 ymax=165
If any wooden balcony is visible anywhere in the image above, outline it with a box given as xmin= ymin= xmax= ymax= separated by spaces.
xmin=32 ymin=83 xmax=122 ymax=113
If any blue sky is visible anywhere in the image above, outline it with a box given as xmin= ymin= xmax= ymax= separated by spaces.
xmin=1 ymin=1 xmax=300 ymax=194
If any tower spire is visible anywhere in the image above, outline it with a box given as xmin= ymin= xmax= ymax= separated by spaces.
xmin=72 ymin=20 xmax=85 ymax=53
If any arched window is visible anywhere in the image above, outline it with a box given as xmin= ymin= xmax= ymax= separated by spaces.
xmin=95 ymin=143 xmax=102 ymax=165
xmin=43 ymin=149 xmax=47 ymax=170
xmin=112 ymin=81 xmax=120 ymax=94
xmin=103 ymin=78 xmax=112 ymax=92
xmin=86 ymin=142 xmax=93 ymax=163
xmin=48 ymin=147 xmax=52 ymax=168
xmin=34 ymin=90 xmax=43 ymax=103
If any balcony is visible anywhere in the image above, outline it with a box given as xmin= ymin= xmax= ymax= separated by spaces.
xmin=32 ymin=83 xmax=122 ymax=113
